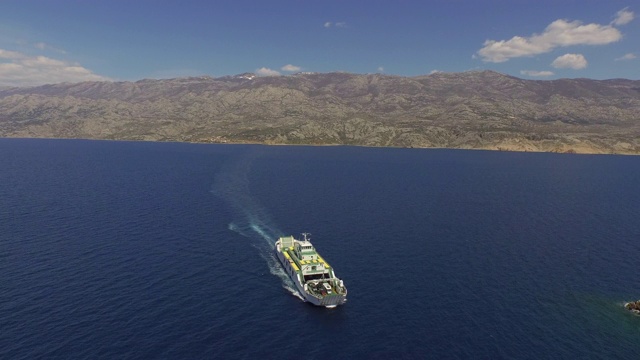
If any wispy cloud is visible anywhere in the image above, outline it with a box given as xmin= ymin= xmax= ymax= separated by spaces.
xmin=281 ymin=64 xmax=301 ymax=72
xmin=520 ymin=70 xmax=554 ymax=77
xmin=476 ymin=10 xmax=630 ymax=63
xmin=323 ymin=21 xmax=347 ymax=28
xmin=255 ymin=67 xmax=281 ymax=76
xmin=612 ymin=7 xmax=634 ymax=26
xmin=0 ymin=49 xmax=24 ymax=60
xmin=0 ymin=48 xmax=110 ymax=87
xmin=551 ymin=53 xmax=587 ymax=69
xmin=377 ymin=66 xmax=384 ymax=72
xmin=33 ymin=42 xmax=67 ymax=54
xmin=150 ymin=68 xmax=208 ymax=79
xmin=615 ymin=53 xmax=636 ymax=61
xmin=429 ymin=70 xmax=442 ymax=75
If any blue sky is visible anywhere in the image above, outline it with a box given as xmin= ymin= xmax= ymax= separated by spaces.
xmin=0 ymin=0 xmax=637 ymax=86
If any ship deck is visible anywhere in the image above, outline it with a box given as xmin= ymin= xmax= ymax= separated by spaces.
xmin=282 ymin=247 xmax=331 ymax=274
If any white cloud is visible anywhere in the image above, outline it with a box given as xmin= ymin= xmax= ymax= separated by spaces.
xmin=615 ymin=53 xmax=637 ymax=61
xmin=477 ymin=14 xmax=624 ymax=62
xmin=33 ymin=42 xmax=67 ymax=54
xmin=520 ymin=70 xmax=555 ymax=77
xmin=255 ymin=67 xmax=281 ymax=76
xmin=551 ymin=53 xmax=587 ymax=69
xmin=613 ymin=7 xmax=634 ymax=26
xmin=0 ymin=49 xmax=24 ymax=60
xmin=0 ymin=48 xmax=110 ymax=87
xmin=429 ymin=69 xmax=442 ymax=74
xmin=150 ymin=68 xmax=208 ymax=79
xmin=377 ymin=66 xmax=384 ymax=72
xmin=324 ymin=21 xmax=346 ymax=28
xmin=281 ymin=64 xmax=301 ymax=72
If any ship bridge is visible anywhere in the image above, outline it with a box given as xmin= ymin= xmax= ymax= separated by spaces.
xmin=295 ymin=240 xmax=318 ymax=261
xmin=278 ymin=234 xmax=334 ymax=279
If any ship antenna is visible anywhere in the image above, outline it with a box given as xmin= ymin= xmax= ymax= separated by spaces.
xmin=302 ymin=232 xmax=311 ymax=241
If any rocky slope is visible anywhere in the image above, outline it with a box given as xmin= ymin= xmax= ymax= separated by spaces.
xmin=1 ymin=71 xmax=639 ymax=154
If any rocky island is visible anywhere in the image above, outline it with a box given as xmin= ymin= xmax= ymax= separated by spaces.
xmin=1 ymin=70 xmax=639 ymax=154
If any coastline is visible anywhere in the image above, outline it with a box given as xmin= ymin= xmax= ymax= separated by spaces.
xmin=2 ymin=135 xmax=639 ymax=156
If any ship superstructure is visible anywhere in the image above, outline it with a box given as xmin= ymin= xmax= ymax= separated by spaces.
xmin=275 ymin=233 xmax=347 ymax=308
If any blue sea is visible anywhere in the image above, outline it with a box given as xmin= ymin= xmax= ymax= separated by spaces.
xmin=1 ymin=138 xmax=639 ymax=359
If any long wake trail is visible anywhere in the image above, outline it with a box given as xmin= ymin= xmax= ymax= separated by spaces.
xmin=210 ymin=150 xmax=303 ymax=300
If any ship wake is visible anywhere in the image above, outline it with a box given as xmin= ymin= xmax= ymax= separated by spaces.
xmin=211 ymin=149 xmax=303 ymax=300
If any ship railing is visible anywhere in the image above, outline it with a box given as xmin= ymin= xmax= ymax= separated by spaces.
xmin=305 ymin=282 xmax=347 ymax=297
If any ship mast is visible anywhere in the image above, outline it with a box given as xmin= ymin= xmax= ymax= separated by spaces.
xmin=301 ymin=232 xmax=311 ymax=242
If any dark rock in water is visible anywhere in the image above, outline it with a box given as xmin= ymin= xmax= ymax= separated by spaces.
xmin=624 ymin=301 xmax=640 ymax=313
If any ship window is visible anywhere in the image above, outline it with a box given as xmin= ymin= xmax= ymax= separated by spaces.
xmin=312 ymin=266 xmax=316 ymax=271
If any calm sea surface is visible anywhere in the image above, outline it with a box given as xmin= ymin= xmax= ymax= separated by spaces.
xmin=1 ymin=139 xmax=639 ymax=359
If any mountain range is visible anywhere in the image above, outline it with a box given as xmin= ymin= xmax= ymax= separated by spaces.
xmin=1 ymin=70 xmax=639 ymax=154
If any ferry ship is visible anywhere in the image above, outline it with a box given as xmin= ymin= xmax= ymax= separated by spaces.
xmin=275 ymin=233 xmax=347 ymax=308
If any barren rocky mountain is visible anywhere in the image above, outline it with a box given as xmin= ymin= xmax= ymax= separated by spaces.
xmin=1 ymin=70 xmax=639 ymax=154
